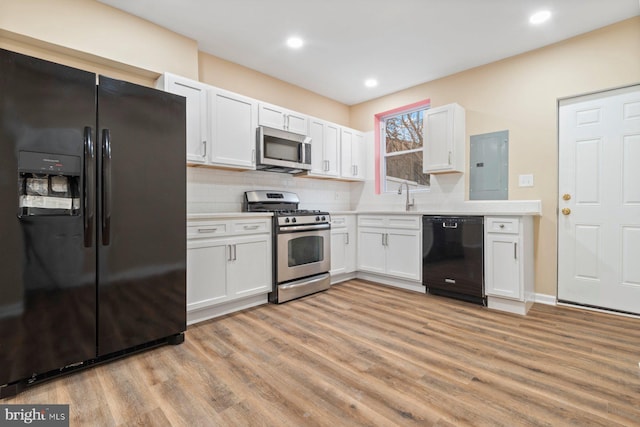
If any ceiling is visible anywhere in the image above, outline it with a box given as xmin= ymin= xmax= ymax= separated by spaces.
xmin=98 ymin=0 xmax=639 ymax=105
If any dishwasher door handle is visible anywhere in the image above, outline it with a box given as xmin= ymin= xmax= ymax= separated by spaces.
xmin=443 ymin=222 xmax=458 ymax=229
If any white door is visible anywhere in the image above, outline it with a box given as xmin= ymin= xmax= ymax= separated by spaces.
xmin=228 ymin=236 xmax=272 ymax=297
xmin=285 ymin=111 xmax=308 ymax=135
xmin=357 ymin=229 xmax=386 ymax=274
xmin=330 ymin=230 xmax=348 ymax=275
xmin=166 ymin=77 xmax=209 ymax=163
xmin=258 ymin=104 xmax=286 ymax=130
xmin=558 ymin=85 xmax=640 ymax=314
xmin=485 ymin=234 xmax=521 ymax=299
xmin=210 ymin=89 xmax=256 ymax=169
xmin=324 ymin=123 xmax=340 ymax=177
xmin=386 ymin=230 xmax=421 ymax=280
xmin=340 ymin=129 xmax=354 ymax=178
xmin=187 ymin=240 xmax=229 ymax=310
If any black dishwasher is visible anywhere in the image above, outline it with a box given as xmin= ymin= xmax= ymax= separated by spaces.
xmin=422 ymin=216 xmax=485 ymax=305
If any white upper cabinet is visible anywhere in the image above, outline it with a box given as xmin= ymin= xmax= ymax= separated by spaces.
xmin=340 ymin=127 xmax=366 ymax=181
xmin=156 ymin=73 xmax=209 ymax=164
xmin=423 ymin=103 xmax=465 ymax=173
xmin=258 ymin=103 xmax=308 ymax=135
xmin=308 ymin=118 xmax=340 ymax=177
xmin=209 ymin=88 xmax=257 ymax=170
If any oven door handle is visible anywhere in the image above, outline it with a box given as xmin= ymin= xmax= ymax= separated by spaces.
xmin=278 ymin=223 xmax=331 ymax=233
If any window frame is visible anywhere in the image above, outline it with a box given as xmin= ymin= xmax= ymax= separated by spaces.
xmin=374 ymin=99 xmax=431 ymax=194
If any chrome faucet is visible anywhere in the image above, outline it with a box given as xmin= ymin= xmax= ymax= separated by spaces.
xmin=398 ymin=181 xmax=415 ymax=211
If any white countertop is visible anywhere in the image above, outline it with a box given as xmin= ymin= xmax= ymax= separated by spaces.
xmin=188 ymin=212 xmax=273 ymax=220
xmin=332 ymin=200 xmax=542 ymax=216
xmin=188 ymin=200 xmax=542 ymax=219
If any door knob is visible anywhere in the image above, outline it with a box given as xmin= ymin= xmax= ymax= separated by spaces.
xmin=562 ymin=208 xmax=571 ymax=215
xmin=562 ymin=193 xmax=571 ymax=201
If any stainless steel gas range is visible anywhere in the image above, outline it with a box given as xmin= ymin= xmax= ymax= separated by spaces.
xmin=243 ymin=190 xmax=331 ymax=303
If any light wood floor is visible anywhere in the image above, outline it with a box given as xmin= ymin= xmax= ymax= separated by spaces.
xmin=4 ymin=280 xmax=640 ymax=426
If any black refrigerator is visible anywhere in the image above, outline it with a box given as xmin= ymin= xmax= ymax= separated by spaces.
xmin=0 ymin=49 xmax=186 ymax=396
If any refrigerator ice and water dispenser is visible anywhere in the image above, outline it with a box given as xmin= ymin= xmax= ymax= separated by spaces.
xmin=17 ymin=151 xmax=81 ymax=216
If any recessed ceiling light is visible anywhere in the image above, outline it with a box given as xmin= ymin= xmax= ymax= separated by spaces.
xmin=364 ymin=78 xmax=378 ymax=88
xmin=286 ymin=36 xmax=304 ymax=49
xmin=529 ymin=10 xmax=551 ymax=25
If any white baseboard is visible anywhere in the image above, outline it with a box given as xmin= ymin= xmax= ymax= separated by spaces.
xmin=356 ymin=272 xmax=424 ymax=293
xmin=534 ymin=293 xmax=557 ymax=305
xmin=330 ymin=271 xmax=357 ymax=285
xmin=187 ymin=293 xmax=268 ymax=325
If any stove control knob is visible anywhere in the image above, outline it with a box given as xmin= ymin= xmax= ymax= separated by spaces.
xmin=316 ymin=216 xmax=320 ymax=221
xmin=292 ymin=217 xmax=297 ymax=223
xmin=284 ymin=218 xmax=290 ymax=223
xmin=321 ymin=216 xmax=326 ymax=221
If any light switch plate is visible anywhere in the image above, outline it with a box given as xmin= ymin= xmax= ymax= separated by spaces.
xmin=518 ymin=174 xmax=534 ymax=187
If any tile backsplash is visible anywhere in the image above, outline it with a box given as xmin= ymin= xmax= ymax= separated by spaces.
xmin=187 ymin=167 xmax=354 ymax=213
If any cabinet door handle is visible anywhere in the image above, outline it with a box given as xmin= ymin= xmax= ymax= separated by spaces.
xmin=381 ymin=233 xmax=385 ymax=246
xmin=197 ymin=227 xmax=218 ymax=233
xmin=243 ymin=225 xmax=260 ymax=230
xmin=227 ymin=244 xmax=233 ymax=261
xmin=345 ymin=233 xmax=349 ymax=245
xmin=203 ymin=140 xmax=207 ymax=158
xmin=252 ymin=148 xmax=256 ymax=163
xmin=448 ymin=151 xmax=452 ymax=165
xmin=233 ymin=244 xmax=237 ymax=261
xmin=514 ymin=242 xmax=517 ymax=260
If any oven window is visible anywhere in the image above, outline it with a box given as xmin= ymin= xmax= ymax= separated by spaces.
xmin=288 ymin=235 xmax=324 ymax=267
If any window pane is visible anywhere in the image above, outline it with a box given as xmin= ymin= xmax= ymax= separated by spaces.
xmin=385 ymin=152 xmax=429 ymax=187
xmin=385 ymin=111 xmax=423 ymax=153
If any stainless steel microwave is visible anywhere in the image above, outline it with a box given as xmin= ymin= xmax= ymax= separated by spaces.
xmin=256 ymin=126 xmax=311 ymax=174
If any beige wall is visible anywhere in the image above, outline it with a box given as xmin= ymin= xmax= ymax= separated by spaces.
xmin=198 ymin=52 xmax=350 ymax=126
xmin=1 ymin=0 xmax=637 ymax=297
xmin=350 ymin=17 xmax=640 ymax=296
xmin=0 ymin=0 xmax=199 ymax=84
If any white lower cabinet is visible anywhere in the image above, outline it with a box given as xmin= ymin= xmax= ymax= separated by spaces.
xmin=330 ymin=214 xmax=356 ymax=283
xmin=484 ymin=216 xmax=534 ymax=315
xmin=187 ymin=217 xmax=272 ymax=324
xmin=356 ymin=215 xmax=422 ymax=291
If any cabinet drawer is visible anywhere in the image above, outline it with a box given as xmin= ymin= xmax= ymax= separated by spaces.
xmin=486 ymin=217 xmax=519 ymax=234
xmin=358 ymin=216 xmax=386 ymax=228
xmin=331 ymin=215 xmax=348 ymax=229
xmin=387 ymin=216 xmax=420 ymax=230
xmin=232 ymin=219 xmax=270 ymax=234
xmin=188 ymin=221 xmax=228 ymax=239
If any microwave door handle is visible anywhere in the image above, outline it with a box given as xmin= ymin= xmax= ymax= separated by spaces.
xmin=299 ymin=141 xmax=305 ymax=164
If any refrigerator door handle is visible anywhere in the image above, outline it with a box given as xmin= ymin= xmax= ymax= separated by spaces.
xmin=102 ymin=128 xmax=112 ymax=245
xmin=84 ymin=126 xmax=95 ymax=247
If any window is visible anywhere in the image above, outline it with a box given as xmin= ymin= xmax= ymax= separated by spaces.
xmin=380 ymin=103 xmax=429 ymax=193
